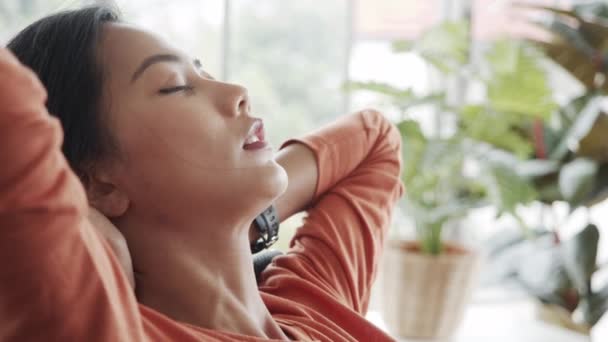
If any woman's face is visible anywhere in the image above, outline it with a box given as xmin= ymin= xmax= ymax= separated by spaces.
xmin=96 ymin=23 xmax=287 ymax=231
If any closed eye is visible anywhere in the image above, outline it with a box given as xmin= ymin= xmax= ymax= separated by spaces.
xmin=158 ymin=85 xmax=194 ymax=95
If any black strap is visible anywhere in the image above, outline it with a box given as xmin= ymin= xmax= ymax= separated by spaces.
xmin=250 ymin=205 xmax=280 ymax=254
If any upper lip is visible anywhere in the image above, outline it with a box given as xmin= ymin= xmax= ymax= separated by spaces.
xmin=243 ymin=118 xmax=265 ymax=146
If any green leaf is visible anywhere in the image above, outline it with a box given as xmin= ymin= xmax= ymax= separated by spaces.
xmin=581 ymin=280 xmax=608 ymax=326
xmin=345 ymin=81 xmax=414 ymax=99
xmin=483 ymin=163 xmax=538 ymax=215
xmin=403 ymin=143 xmax=459 ymax=205
xmin=515 ymin=159 xmax=560 ymax=178
xmin=485 ymin=228 xmax=551 ymax=258
xmin=537 ymin=183 xmax=563 ymax=203
xmin=550 ymin=96 xmax=602 ymax=160
xmin=558 ymin=158 xmax=598 ymax=206
xmin=557 ymin=94 xmax=594 ymax=129
xmin=546 ymin=20 xmax=594 ymax=57
xmin=585 ymin=164 xmax=608 ymax=206
xmin=399 ymin=136 xmax=482 ymax=252
xmin=410 ymin=201 xmax=473 ymax=256
xmin=461 ymin=105 xmax=535 ymax=157
xmin=577 ymin=113 xmax=608 ymax=163
xmin=398 ymin=120 xmax=426 ymax=186
xmin=392 ymin=40 xmax=415 ymax=53
xmin=486 ymin=40 xmax=557 ymax=120
xmin=346 ymin=81 xmax=445 ymax=109
xmin=410 ymin=21 xmax=469 ymax=73
xmin=398 ymin=119 xmax=425 ymax=141
xmin=579 ymin=294 xmax=608 ymax=327
xmin=516 ymin=243 xmax=573 ymax=308
xmin=394 ymin=92 xmax=446 ymax=111
xmin=561 ymin=224 xmax=599 ymax=296
xmin=573 ymin=2 xmax=608 ymax=20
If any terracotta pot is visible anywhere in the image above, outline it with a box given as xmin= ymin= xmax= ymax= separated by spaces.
xmin=381 ymin=240 xmax=479 ymax=339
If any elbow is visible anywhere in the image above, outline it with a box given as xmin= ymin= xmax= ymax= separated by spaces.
xmin=386 ymin=125 xmax=404 ymax=198
xmin=359 ymin=109 xmax=404 ymax=195
xmin=360 ymin=108 xmax=403 ymax=171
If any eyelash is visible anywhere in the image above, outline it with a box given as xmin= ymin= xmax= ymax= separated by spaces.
xmin=158 ymin=85 xmax=195 ymax=95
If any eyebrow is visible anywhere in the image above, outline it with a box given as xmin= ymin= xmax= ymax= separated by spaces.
xmin=130 ymin=53 xmax=181 ymax=83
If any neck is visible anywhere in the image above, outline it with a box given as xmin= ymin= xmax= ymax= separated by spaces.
xmin=120 ymin=215 xmax=287 ymax=340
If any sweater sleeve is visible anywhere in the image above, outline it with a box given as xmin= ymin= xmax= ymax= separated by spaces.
xmin=260 ymin=109 xmax=404 ymax=316
xmin=0 ymin=49 xmax=145 ymax=341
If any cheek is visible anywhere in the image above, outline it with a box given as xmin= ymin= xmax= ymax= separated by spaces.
xmin=115 ymin=105 xmax=236 ymax=170
xmin=109 ymin=106 xmax=242 ymax=201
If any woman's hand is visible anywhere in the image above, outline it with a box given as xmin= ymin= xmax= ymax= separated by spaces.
xmin=88 ymin=207 xmax=135 ymax=289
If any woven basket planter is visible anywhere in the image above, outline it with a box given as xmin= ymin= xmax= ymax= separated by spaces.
xmin=536 ymin=302 xmax=591 ymax=335
xmin=381 ymin=240 xmax=479 ymax=339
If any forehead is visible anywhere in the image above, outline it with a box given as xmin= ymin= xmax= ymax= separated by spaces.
xmin=99 ymin=23 xmax=182 ymax=80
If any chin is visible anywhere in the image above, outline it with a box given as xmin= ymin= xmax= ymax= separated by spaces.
xmin=257 ymin=159 xmax=288 ymax=202
xmin=206 ymin=160 xmax=287 ymax=218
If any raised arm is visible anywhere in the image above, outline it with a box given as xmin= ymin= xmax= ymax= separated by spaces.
xmin=0 ymin=48 xmax=144 ymax=341
xmin=274 ymin=110 xmax=402 ymax=222
xmin=260 ymin=109 xmax=404 ymax=316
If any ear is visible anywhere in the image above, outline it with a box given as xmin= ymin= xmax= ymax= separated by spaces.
xmin=86 ymin=170 xmax=130 ymax=218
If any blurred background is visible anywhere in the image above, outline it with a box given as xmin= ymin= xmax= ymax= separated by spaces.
xmin=3 ymin=0 xmax=608 ymax=340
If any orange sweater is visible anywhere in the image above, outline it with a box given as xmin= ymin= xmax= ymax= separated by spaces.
xmin=0 ymin=48 xmax=403 ymax=342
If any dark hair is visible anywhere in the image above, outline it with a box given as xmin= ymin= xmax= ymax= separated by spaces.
xmin=7 ymin=6 xmax=121 ymax=183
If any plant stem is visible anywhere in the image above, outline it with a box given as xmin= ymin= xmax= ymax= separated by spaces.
xmin=420 ymin=222 xmax=443 ymax=255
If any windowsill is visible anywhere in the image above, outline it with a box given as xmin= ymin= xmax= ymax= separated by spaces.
xmin=366 ymin=286 xmax=607 ymax=341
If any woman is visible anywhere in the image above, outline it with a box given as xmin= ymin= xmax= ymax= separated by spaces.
xmin=1 ymin=5 xmax=403 ymax=342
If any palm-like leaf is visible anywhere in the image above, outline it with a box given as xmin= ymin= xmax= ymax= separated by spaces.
xmin=460 ymin=105 xmax=534 ymax=157
xmin=558 ymin=158 xmax=599 ymax=207
xmin=483 ymin=163 xmax=538 ymax=216
xmin=485 ymin=40 xmax=557 ymax=120
xmin=346 ymin=81 xmax=415 ymax=99
xmin=394 ymin=21 xmax=469 ymax=73
xmin=561 ymin=224 xmax=599 ymax=297
xmin=580 ymin=277 xmax=608 ymax=326
xmin=578 ymin=113 xmax=608 ymax=162
xmin=550 ymin=96 xmax=602 ymax=160
xmin=521 ymin=4 xmax=608 ymax=92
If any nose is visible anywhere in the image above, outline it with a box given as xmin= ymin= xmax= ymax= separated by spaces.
xmin=214 ymin=82 xmax=250 ymax=118
xmin=235 ymin=86 xmax=251 ymax=117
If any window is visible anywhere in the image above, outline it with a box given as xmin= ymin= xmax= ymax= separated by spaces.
xmin=356 ymin=0 xmax=440 ymax=40
xmin=114 ymin=0 xmax=224 ymax=78
xmin=0 ymin=0 xmax=78 ymax=43
xmin=228 ymin=0 xmax=349 ymax=145
xmin=350 ymin=0 xmax=442 ymax=131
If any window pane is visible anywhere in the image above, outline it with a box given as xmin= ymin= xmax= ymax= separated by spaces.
xmin=0 ymin=0 xmax=78 ymax=44
xmin=228 ymin=0 xmax=348 ymax=146
xmin=114 ymin=0 xmax=224 ymax=77
xmin=349 ymin=42 xmax=435 ymax=126
xmin=356 ymin=0 xmax=441 ymax=40
xmin=350 ymin=1 xmax=441 ymax=131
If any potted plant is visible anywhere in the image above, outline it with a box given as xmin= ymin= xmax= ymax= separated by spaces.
xmin=481 ymin=2 xmax=608 ymax=337
xmin=350 ymin=20 xmax=557 ymax=338
xmin=381 ymin=123 xmax=484 ymax=339
xmin=487 ymin=224 xmax=608 ymax=337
